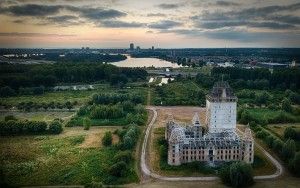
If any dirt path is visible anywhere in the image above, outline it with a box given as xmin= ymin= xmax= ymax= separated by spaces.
xmin=140 ymin=107 xmax=284 ymax=181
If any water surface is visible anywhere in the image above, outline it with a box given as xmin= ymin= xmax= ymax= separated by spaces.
xmin=110 ymin=55 xmax=181 ymax=68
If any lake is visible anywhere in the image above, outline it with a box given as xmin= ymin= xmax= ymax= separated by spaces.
xmin=110 ymin=55 xmax=181 ymax=68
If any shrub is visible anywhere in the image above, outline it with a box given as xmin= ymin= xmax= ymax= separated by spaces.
xmin=284 ymin=127 xmax=297 ymax=140
xmin=48 ymin=120 xmax=63 ymax=134
xmin=122 ymin=124 xmax=140 ymax=150
xmin=219 ymin=162 xmax=254 ymax=187
xmin=4 ymin=115 xmax=17 ymax=121
xmin=109 ymin=161 xmax=128 ymax=177
xmin=282 ymin=98 xmax=292 ymax=112
xmin=102 ymin=131 xmax=112 ymax=147
xmin=83 ymin=117 xmax=91 ymax=130
xmin=281 ymin=139 xmax=296 ymax=161
xmin=113 ymin=150 xmax=132 ymax=163
xmin=272 ymin=139 xmax=283 ymax=153
xmin=265 ymin=135 xmax=275 ymax=148
xmin=288 ymin=152 xmax=300 ymax=176
xmin=0 ymin=120 xmax=48 ymax=135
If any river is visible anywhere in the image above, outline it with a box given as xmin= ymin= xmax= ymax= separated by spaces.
xmin=110 ymin=55 xmax=181 ymax=68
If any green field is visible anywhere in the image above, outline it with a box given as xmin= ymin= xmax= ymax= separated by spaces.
xmin=0 ymin=84 xmax=148 ymax=107
xmin=0 ymin=127 xmax=138 ymax=186
xmin=152 ymin=80 xmax=207 ymax=106
xmin=0 ymin=111 xmax=74 ymax=122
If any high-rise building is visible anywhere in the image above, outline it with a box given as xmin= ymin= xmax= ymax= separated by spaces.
xmin=130 ymin=43 xmax=134 ymax=50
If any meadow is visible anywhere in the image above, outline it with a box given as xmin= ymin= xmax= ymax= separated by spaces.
xmin=0 ymin=127 xmax=139 ymax=186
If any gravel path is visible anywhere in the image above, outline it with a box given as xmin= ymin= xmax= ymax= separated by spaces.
xmin=140 ymin=107 xmax=284 ymax=181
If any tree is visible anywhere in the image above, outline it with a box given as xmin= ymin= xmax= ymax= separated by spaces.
xmin=284 ymin=127 xmax=297 ymax=140
xmin=65 ymin=101 xmax=73 ymax=111
xmin=4 ymin=115 xmax=17 ymax=121
xmin=219 ymin=162 xmax=254 ymax=187
xmin=265 ymin=135 xmax=274 ymax=148
xmin=272 ymin=139 xmax=283 ymax=153
xmin=48 ymin=120 xmax=63 ymax=134
xmin=281 ymin=139 xmax=296 ymax=161
xmin=83 ymin=117 xmax=91 ymax=130
xmin=102 ymin=131 xmax=112 ymax=146
xmin=289 ymin=152 xmax=300 ymax=176
xmin=109 ymin=161 xmax=127 ymax=177
xmin=282 ymin=98 xmax=292 ymax=112
xmin=239 ymin=110 xmax=251 ymax=124
xmin=0 ymin=86 xmax=16 ymax=97
xmin=113 ymin=150 xmax=132 ymax=163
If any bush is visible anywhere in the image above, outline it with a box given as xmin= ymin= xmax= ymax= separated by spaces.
xmin=48 ymin=120 xmax=63 ymax=134
xmin=289 ymin=152 xmax=300 ymax=176
xmin=113 ymin=150 xmax=132 ymax=163
xmin=122 ymin=124 xmax=140 ymax=150
xmin=0 ymin=120 xmax=48 ymax=135
xmin=265 ymin=135 xmax=275 ymax=148
xmin=282 ymin=98 xmax=293 ymax=112
xmin=272 ymin=139 xmax=283 ymax=153
xmin=83 ymin=117 xmax=91 ymax=130
xmin=281 ymin=139 xmax=296 ymax=161
xmin=4 ymin=115 xmax=17 ymax=121
xmin=284 ymin=127 xmax=297 ymax=140
xmin=219 ymin=162 xmax=254 ymax=187
xmin=109 ymin=161 xmax=128 ymax=177
xmin=102 ymin=131 xmax=112 ymax=147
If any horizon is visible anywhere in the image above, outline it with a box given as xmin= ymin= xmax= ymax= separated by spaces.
xmin=0 ymin=0 xmax=300 ymax=48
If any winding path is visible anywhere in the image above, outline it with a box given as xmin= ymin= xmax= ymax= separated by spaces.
xmin=141 ymin=107 xmax=284 ymax=181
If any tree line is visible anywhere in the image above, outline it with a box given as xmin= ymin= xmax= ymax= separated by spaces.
xmin=0 ymin=63 xmax=147 ymax=97
xmin=212 ymin=67 xmax=300 ymax=90
xmin=251 ymin=123 xmax=300 ymax=176
xmin=0 ymin=118 xmax=63 ymax=135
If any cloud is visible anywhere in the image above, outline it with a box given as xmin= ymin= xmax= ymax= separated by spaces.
xmin=0 ymin=32 xmax=76 ymax=37
xmin=192 ymin=2 xmax=300 ymax=30
xmin=70 ymin=7 xmax=126 ymax=21
xmin=159 ymin=28 xmax=300 ymax=44
xmin=215 ymin=1 xmax=240 ymax=7
xmin=157 ymin=3 xmax=180 ymax=9
xmin=100 ymin=20 xmax=145 ymax=28
xmin=44 ymin=15 xmax=80 ymax=26
xmin=4 ymin=4 xmax=63 ymax=16
xmin=148 ymin=20 xmax=182 ymax=29
xmin=0 ymin=3 xmax=126 ymax=20
xmin=198 ymin=21 xmax=296 ymax=29
xmin=147 ymin=13 xmax=166 ymax=17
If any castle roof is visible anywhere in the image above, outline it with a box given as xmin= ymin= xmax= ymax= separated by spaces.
xmin=206 ymin=81 xmax=237 ymax=102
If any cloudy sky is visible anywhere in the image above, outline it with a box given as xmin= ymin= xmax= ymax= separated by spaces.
xmin=0 ymin=0 xmax=299 ymax=48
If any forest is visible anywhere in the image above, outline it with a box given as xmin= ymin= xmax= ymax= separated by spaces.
xmin=0 ymin=63 xmax=147 ymax=97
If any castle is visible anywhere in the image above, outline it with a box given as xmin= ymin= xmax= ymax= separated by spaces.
xmin=165 ymin=82 xmax=254 ymax=166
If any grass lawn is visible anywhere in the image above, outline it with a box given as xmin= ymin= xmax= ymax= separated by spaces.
xmin=247 ymin=108 xmax=281 ymax=121
xmin=0 ymin=127 xmax=138 ymax=186
xmin=152 ymin=80 xmax=207 ymax=106
xmin=266 ymin=123 xmax=300 ymax=151
xmin=0 ymin=84 xmax=148 ymax=107
xmin=0 ymin=111 xmax=74 ymax=122
xmin=268 ymin=123 xmax=300 ymax=138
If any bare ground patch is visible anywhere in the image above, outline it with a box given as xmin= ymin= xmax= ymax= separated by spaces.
xmin=79 ymin=127 xmax=120 ymax=148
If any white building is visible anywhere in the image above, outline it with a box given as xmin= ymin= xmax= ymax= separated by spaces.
xmin=165 ymin=82 xmax=254 ymax=166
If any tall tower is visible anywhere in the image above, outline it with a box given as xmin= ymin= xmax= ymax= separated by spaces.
xmin=130 ymin=43 xmax=134 ymax=50
xmin=205 ymin=82 xmax=237 ymax=133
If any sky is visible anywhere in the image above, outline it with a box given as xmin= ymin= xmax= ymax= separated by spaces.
xmin=0 ymin=0 xmax=299 ymax=48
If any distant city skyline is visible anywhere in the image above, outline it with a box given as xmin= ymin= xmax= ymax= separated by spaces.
xmin=0 ymin=0 xmax=299 ymax=48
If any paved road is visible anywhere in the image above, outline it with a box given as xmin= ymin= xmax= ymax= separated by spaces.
xmin=141 ymin=107 xmax=284 ymax=181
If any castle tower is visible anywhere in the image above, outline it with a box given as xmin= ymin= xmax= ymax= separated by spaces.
xmin=205 ymin=82 xmax=237 ymax=133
